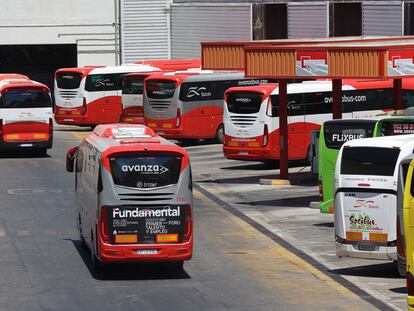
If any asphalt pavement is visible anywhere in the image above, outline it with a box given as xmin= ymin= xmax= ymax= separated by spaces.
xmin=0 ymin=126 xmax=396 ymax=310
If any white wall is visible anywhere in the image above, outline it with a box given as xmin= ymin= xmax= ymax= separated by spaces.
xmin=0 ymin=0 xmax=118 ymax=66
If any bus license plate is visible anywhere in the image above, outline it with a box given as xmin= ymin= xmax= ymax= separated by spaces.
xmin=136 ymin=249 xmax=157 ymax=255
xmin=238 ymin=152 xmax=249 ymax=155
xmin=63 ymin=118 xmax=74 ymax=121
xmin=358 ymin=245 xmax=375 ymax=251
xmin=157 ymin=131 xmax=165 ymax=135
xmin=19 ymin=143 xmax=33 ymax=147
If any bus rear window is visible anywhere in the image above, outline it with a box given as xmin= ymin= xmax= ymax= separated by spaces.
xmin=109 ymin=154 xmax=182 ymax=188
xmin=226 ymin=92 xmax=263 ymax=114
xmin=379 ymin=121 xmax=414 ymax=136
xmin=56 ymin=72 xmax=82 ymax=89
xmin=146 ymin=80 xmax=176 ymax=99
xmin=1 ymin=90 xmax=51 ymax=108
xmin=324 ymin=121 xmax=376 ymax=149
xmin=341 ymin=147 xmax=400 ymax=176
xmin=123 ymin=79 xmax=144 ymax=95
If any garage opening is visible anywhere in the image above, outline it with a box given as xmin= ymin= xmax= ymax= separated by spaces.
xmin=0 ymin=44 xmax=77 ymax=93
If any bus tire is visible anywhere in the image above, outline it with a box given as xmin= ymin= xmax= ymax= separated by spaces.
xmin=397 ymin=259 xmax=406 ymax=277
xmin=215 ymin=124 xmax=224 ymax=144
xmin=306 ymin=145 xmax=312 ymax=166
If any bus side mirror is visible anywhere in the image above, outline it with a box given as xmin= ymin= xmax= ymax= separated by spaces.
xmin=66 ymin=146 xmax=78 ymax=172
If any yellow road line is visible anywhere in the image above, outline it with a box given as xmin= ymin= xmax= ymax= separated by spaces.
xmin=70 ymin=131 xmax=90 ymax=140
xmin=194 ymin=188 xmax=359 ymax=299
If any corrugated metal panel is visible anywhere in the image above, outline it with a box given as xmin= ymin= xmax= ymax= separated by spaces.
xmin=328 ymin=50 xmax=382 ymax=78
xmin=171 ymin=4 xmax=251 ymax=59
xmin=362 ymin=2 xmax=403 ymax=36
xmin=288 ymin=3 xmax=328 ymax=39
xmin=245 ymin=49 xmax=295 ymax=77
xmin=202 ymin=44 xmax=245 ymax=69
xmin=121 ymin=0 xmax=170 ymax=63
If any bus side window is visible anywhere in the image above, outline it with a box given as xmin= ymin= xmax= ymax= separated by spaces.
xmin=345 ymin=88 xmax=393 ymax=112
xmin=303 ymin=92 xmax=331 ymax=115
xmin=287 ymin=94 xmax=305 ymax=116
xmin=269 ymin=95 xmax=279 ymax=117
xmin=213 ymin=80 xmax=238 ymax=100
xmin=103 ymin=74 xmax=117 ymax=91
xmin=403 ymin=90 xmax=414 ymax=109
xmin=180 ymin=82 xmax=213 ymax=101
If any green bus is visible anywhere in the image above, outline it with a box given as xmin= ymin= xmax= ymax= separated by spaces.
xmin=318 ymin=116 xmax=414 ymax=214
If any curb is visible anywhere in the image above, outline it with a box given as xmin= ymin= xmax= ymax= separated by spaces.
xmin=259 ymin=178 xmax=291 ymax=186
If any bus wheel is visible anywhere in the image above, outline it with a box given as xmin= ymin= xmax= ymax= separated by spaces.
xmin=215 ymin=124 xmax=224 ymax=144
xmin=306 ymin=146 xmax=312 ymax=166
xmin=397 ymin=259 xmax=406 ymax=277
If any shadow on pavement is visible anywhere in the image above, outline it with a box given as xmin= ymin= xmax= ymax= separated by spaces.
xmin=329 ymin=262 xmax=401 ymax=279
xmin=0 ymin=149 xmax=51 ymax=159
xmin=68 ymin=239 xmax=191 ymax=281
xmin=238 ymin=195 xmax=319 ymax=208
xmin=55 ymin=126 xmax=92 ymax=132
xmin=313 ymin=222 xmax=334 ymax=228
xmin=389 ymin=287 xmax=406 ymax=294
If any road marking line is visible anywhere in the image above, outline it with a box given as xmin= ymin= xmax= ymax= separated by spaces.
xmin=70 ymin=132 xmax=90 ymax=140
xmin=17 ymin=230 xmax=30 ymax=237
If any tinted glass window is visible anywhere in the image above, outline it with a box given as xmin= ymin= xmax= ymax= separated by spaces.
xmin=146 ymin=80 xmax=176 ymax=99
xmin=379 ymin=121 xmax=414 ymax=136
xmin=179 ymin=82 xmax=213 ymax=101
xmin=110 ymin=154 xmax=182 ymax=189
xmin=323 ymin=121 xmax=376 ymax=149
xmin=56 ymin=72 xmax=82 ymax=89
xmin=288 ymin=94 xmax=305 ymax=116
xmin=226 ymin=92 xmax=263 ymax=114
xmin=1 ymin=90 xmax=51 ymax=108
xmin=85 ymin=74 xmax=117 ymax=92
xmin=341 ymin=147 xmax=400 ymax=176
xmin=403 ymin=90 xmax=414 ymax=108
xmin=123 ymin=78 xmax=144 ymax=95
xmin=270 ymin=95 xmax=279 ymax=117
xmin=303 ymin=92 xmax=332 ymax=114
xmin=344 ymin=89 xmax=393 ymax=112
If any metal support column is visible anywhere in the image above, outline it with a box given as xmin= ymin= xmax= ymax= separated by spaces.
xmin=332 ymin=79 xmax=342 ymax=119
xmin=279 ymin=80 xmax=288 ymax=180
xmin=393 ymin=78 xmax=403 ymax=111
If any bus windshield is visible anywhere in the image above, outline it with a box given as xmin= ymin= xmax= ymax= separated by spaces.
xmin=146 ymin=80 xmax=176 ymax=99
xmin=56 ymin=72 xmax=82 ymax=89
xmin=1 ymin=90 xmax=51 ymax=108
xmin=323 ymin=120 xmax=376 ymax=149
xmin=123 ymin=79 xmax=144 ymax=95
xmin=109 ymin=154 xmax=182 ymax=188
xmin=341 ymin=147 xmax=400 ymax=176
xmin=226 ymin=92 xmax=263 ymax=114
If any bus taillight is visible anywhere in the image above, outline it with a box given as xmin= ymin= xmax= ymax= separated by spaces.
xmin=397 ymin=215 xmax=406 ymax=257
xmin=408 ymin=272 xmax=414 ymax=296
xmin=81 ymin=97 xmax=87 ymax=115
xmin=183 ymin=205 xmax=192 ymax=242
xmin=100 ymin=206 xmax=110 ymax=243
xmin=262 ymin=124 xmax=269 ymax=147
xmin=49 ymin=118 xmax=53 ymax=141
xmin=0 ymin=119 xmax=3 ymax=140
xmin=176 ymin=108 xmax=181 ymax=127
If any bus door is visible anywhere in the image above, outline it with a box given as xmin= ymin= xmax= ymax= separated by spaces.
xmin=180 ymin=81 xmax=214 ymax=137
xmin=287 ymin=93 xmax=305 ymax=159
xmin=85 ymin=73 xmax=120 ymax=124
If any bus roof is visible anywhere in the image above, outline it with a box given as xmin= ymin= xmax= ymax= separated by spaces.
xmin=0 ymin=79 xmax=49 ymax=93
xmin=225 ymin=83 xmax=279 ymax=94
xmin=146 ymin=71 xmax=248 ymax=83
xmin=90 ymin=65 xmax=160 ymax=75
xmin=134 ymin=59 xmax=201 ymax=71
xmin=86 ymin=124 xmax=183 ymax=153
xmin=0 ymin=74 xmax=29 ymax=81
xmin=343 ymin=134 xmax=414 ymax=149
xmin=123 ymin=71 xmax=165 ymax=80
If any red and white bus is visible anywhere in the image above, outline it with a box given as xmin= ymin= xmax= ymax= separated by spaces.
xmin=223 ymin=79 xmax=414 ymax=162
xmin=121 ymin=71 xmax=164 ymax=124
xmin=0 ymin=74 xmax=53 ymax=154
xmin=54 ymin=60 xmax=201 ymax=127
xmin=144 ymin=71 xmax=272 ymax=143
xmin=66 ymin=124 xmax=193 ymax=269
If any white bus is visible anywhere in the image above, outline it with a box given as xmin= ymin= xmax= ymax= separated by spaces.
xmin=334 ymin=134 xmax=414 ymax=260
xmin=0 ymin=74 xmax=53 ymax=154
xmin=66 ymin=124 xmax=193 ymax=269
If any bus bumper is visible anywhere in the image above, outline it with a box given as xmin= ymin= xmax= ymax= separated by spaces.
xmin=0 ymin=139 xmax=52 ymax=150
xmin=55 ymin=114 xmax=89 ymax=126
xmin=335 ymin=242 xmax=397 ymax=260
xmin=223 ymin=145 xmax=273 ymax=161
xmin=99 ymin=238 xmax=193 ymax=263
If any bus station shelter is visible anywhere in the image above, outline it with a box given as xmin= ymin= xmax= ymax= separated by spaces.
xmin=201 ymin=37 xmax=414 ymax=181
